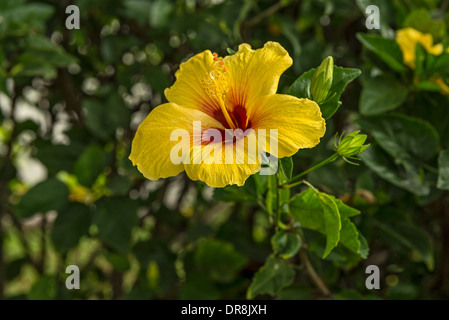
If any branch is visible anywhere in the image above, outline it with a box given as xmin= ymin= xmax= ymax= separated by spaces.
xmin=438 ymin=0 xmax=449 ymax=19
xmin=38 ymin=214 xmax=47 ymax=274
xmin=299 ymin=247 xmax=331 ymax=297
xmin=9 ymin=214 xmax=40 ymax=271
xmin=0 ymin=193 xmax=4 ymax=299
xmin=244 ymin=1 xmax=287 ymax=28
xmin=111 ymin=269 xmax=124 ymax=300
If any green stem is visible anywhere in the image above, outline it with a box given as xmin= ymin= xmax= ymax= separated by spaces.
xmin=244 ymin=1 xmax=286 ymax=27
xmin=275 ymin=172 xmax=281 ymax=230
xmin=303 ymin=180 xmax=319 ymax=193
xmin=282 ymin=153 xmax=339 ymax=189
xmin=299 ymin=246 xmax=331 ymax=297
xmin=273 ymin=172 xmax=288 ymax=231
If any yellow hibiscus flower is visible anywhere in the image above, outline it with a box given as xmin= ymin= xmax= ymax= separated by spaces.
xmin=396 ymin=27 xmax=449 ymax=94
xmin=129 ymin=42 xmax=326 ymax=188
xmin=396 ymin=27 xmax=443 ymax=69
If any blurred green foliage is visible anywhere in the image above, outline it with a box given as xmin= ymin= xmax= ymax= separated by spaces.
xmin=0 ymin=0 xmax=449 ymax=300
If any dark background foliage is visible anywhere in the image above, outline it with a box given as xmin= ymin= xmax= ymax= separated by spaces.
xmin=0 ymin=0 xmax=448 ymax=300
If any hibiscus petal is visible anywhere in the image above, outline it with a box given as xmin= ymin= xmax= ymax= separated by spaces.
xmin=129 ymin=103 xmax=224 ymax=180
xmin=224 ymin=42 xmax=293 ymax=109
xmin=396 ymin=28 xmax=443 ymax=69
xmin=184 ymin=131 xmax=261 ymax=188
xmin=164 ymin=50 xmax=223 ymax=117
xmin=248 ymin=94 xmax=326 ymax=158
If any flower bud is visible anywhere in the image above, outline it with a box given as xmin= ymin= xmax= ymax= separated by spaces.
xmin=334 ymin=131 xmax=370 ymax=158
xmin=311 ymin=56 xmax=334 ymax=104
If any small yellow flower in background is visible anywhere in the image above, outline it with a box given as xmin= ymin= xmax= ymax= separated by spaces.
xmin=69 ymin=184 xmax=94 ymax=203
xmin=129 ymin=42 xmax=326 ymax=188
xmin=430 ymin=76 xmax=449 ymax=94
xmin=58 ymin=172 xmax=94 ymax=203
xmin=396 ymin=27 xmax=449 ymax=94
xmin=396 ymin=27 xmax=443 ymax=69
xmin=57 ymin=171 xmax=105 ymax=204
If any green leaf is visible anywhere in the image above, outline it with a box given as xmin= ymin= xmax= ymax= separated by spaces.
xmin=360 ymin=145 xmax=430 ymax=196
xmin=106 ymin=175 xmax=133 ymax=196
xmin=278 ymin=284 xmax=311 ymax=300
xmin=11 ymin=35 xmax=76 ymax=79
xmin=357 ymin=114 xmax=439 ymax=162
xmin=14 ymin=178 xmax=69 ymax=218
xmin=318 ymin=193 xmax=341 ymax=258
xmin=356 ymin=235 xmax=368 ymax=260
xmin=51 ymin=203 xmax=91 ymax=253
xmin=0 ymin=3 xmax=54 ymax=37
xmin=414 ymin=43 xmax=427 ymax=80
xmin=415 ymin=80 xmax=444 ymax=92
xmin=360 ymin=75 xmax=408 ymax=115
xmin=21 ymin=35 xmax=76 ymax=67
xmin=252 ymin=172 xmax=268 ymax=196
xmin=34 ymin=140 xmax=85 ymax=175
xmin=15 ymin=120 xmax=39 ymax=134
xmin=357 ymin=114 xmax=439 ymax=195
xmin=11 ymin=62 xmax=56 ymax=79
xmin=318 ymin=67 xmax=362 ymax=119
xmin=271 ymin=230 xmax=302 ymax=259
xmin=288 ymin=66 xmax=361 ymax=119
xmin=336 ymin=198 xmax=361 ymax=219
xmin=334 ymin=289 xmax=381 ymax=300
xmin=289 ymin=188 xmax=341 ymax=258
xmin=403 ymin=9 xmax=446 ymax=40
xmin=387 ymin=283 xmax=418 ymax=300
xmin=247 ymin=256 xmax=295 ymax=299
xmin=148 ymin=0 xmax=173 ymax=28
xmin=74 ymin=144 xmax=109 ymax=187
xmin=289 ymin=188 xmax=364 ymax=258
xmin=377 ymin=221 xmax=434 ymax=270
xmin=194 ymin=239 xmax=248 ymax=283
xmin=82 ymin=93 xmax=130 ymax=141
xmin=0 ymin=65 xmax=8 ymax=95
xmin=265 ymin=174 xmax=277 ymax=215
xmin=179 ymin=271 xmax=221 ymax=300
xmin=227 ymin=48 xmax=236 ymax=55
xmin=123 ymin=0 xmax=152 ymax=26
xmin=28 ymin=275 xmax=57 ymax=300
xmin=133 ymin=240 xmax=177 ymax=294
xmin=279 ymin=157 xmax=293 ymax=184
xmin=213 ymin=184 xmax=258 ymax=203
xmin=93 ymin=197 xmax=139 ymax=253
xmin=308 ymin=163 xmax=348 ymax=194
xmin=104 ymin=252 xmax=131 ymax=272
xmin=357 ymin=33 xmax=406 ymax=72
xmin=430 ymin=53 xmax=449 ymax=76
xmin=289 ymin=188 xmax=325 ymax=231
xmin=437 ymin=150 xmax=449 ymax=190
xmin=145 ymin=66 xmax=170 ymax=94
xmin=101 ymin=35 xmax=140 ymax=64
xmin=288 ymin=68 xmax=313 ymax=101
xmin=127 ymin=273 xmax=155 ymax=300
xmin=5 ymin=258 xmax=27 ymax=280
xmin=339 ymin=219 xmax=361 ymax=256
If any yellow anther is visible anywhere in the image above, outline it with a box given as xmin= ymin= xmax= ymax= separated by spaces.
xmin=201 ymin=54 xmax=235 ymax=129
